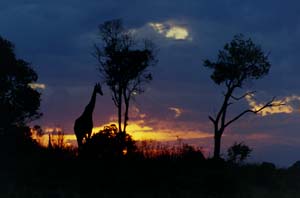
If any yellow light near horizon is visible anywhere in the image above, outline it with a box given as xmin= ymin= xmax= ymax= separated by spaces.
xmin=32 ymin=120 xmax=213 ymax=148
xmin=92 ymin=122 xmax=155 ymax=140
xmin=31 ymin=127 xmax=77 ymax=147
xmin=92 ymin=122 xmax=212 ymax=141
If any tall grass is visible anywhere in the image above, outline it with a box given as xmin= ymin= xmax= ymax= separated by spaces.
xmin=1 ymin=130 xmax=300 ymax=198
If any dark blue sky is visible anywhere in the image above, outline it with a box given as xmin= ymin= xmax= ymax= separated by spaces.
xmin=2 ymin=0 xmax=300 ymax=166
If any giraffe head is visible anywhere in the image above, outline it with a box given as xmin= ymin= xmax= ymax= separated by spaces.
xmin=95 ymin=83 xmax=103 ymax=95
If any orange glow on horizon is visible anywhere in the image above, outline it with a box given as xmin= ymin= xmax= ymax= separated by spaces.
xmin=31 ymin=120 xmax=213 ymax=148
xmin=31 ymin=127 xmax=76 ymax=147
xmin=92 ymin=121 xmax=213 ymax=142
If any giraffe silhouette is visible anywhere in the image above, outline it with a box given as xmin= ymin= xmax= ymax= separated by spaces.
xmin=74 ymin=83 xmax=103 ymax=148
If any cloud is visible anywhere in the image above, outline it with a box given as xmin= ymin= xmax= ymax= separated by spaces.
xmin=168 ymin=107 xmax=183 ymax=118
xmin=148 ymin=21 xmax=191 ymax=40
xmin=28 ymin=83 xmax=46 ymax=90
xmin=165 ymin=26 xmax=189 ymax=40
xmin=246 ymin=94 xmax=300 ymax=116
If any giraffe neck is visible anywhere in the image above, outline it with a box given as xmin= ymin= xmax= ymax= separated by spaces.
xmin=83 ymin=88 xmax=97 ymax=116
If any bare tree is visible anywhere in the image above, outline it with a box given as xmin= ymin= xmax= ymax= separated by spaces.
xmin=94 ymin=19 xmax=157 ymax=132
xmin=204 ymin=34 xmax=281 ymax=159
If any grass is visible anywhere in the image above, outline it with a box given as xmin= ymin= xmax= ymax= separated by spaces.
xmin=1 ymin=138 xmax=300 ymax=198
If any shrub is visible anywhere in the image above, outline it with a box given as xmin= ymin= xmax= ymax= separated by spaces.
xmin=81 ymin=124 xmax=136 ymax=159
xmin=227 ymin=142 xmax=252 ymax=164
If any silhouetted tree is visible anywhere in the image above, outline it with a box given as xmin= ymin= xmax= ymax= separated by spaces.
xmin=82 ymin=124 xmax=136 ymax=159
xmin=0 ymin=36 xmax=41 ymax=139
xmin=227 ymin=142 xmax=252 ymax=164
xmin=204 ymin=34 xmax=278 ymax=159
xmin=94 ymin=19 xmax=157 ymax=132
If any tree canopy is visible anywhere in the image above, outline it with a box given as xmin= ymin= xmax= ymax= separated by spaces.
xmin=204 ymin=34 xmax=270 ymax=88
xmin=94 ymin=19 xmax=156 ymax=132
xmin=0 ymin=36 xmax=41 ymax=133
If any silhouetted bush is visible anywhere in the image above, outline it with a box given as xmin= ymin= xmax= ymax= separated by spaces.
xmin=0 ymin=125 xmax=40 ymax=159
xmin=227 ymin=142 xmax=252 ymax=164
xmin=135 ymin=140 xmax=205 ymax=162
xmin=81 ymin=124 xmax=136 ymax=159
xmin=260 ymin=161 xmax=276 ymax=170
xmin=289 ymin=160 xmax=300 ymax=171
xmin=5 ymin=130 xmax=300 ymax=198
xmin=180 ymin=144 xmax=205 ymax=161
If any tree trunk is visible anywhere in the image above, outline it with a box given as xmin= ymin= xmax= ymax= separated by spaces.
xmin=118 ymin=89 xmax=122 ymax=133
xmin=122 ymin=88 xmax=130 ymax=133
xmin=123 ymin=99 xmax=129 ymax=133
xmin=213 ymin=132 xmax=222 ymax=159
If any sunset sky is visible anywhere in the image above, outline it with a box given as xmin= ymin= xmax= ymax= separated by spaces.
xmin=1 ymin=1 xmax=300 ymax=166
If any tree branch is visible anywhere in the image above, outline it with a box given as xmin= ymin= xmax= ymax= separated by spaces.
xmin=224 ymin=97 xmax=279 ymax=128
xmin=231 ymin=91 xmax=256 ymax=101
xmin=209 ymin=115 xmax=215 ymax=123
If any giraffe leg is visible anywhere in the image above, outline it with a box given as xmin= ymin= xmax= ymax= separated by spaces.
xmin=77 ymin=137 xmax=82 ymax=149
xmin=76 ymin=137 xmax=83 ymax=157
xmin=87 ymin=130 xmax=92 ymax=140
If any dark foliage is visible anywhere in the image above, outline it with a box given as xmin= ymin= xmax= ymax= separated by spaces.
xmin=6 ymin=145 xmax=300 ymax=198
xmin=0 ymin=125 xmax=39 ymax=158
xmin=0 ymin=124 xmax=298 ymax=198
xmin=81 ymin=124 xmax=136 ymax=159
xmin=0 ymin=36 xmax=42 ymax=162
xmin=0 ymin=36 xmax=41 ymax=133
xmin=180 ymin=144 xmax=205 ymax=161
xmin=227 ymin=142 xmax=252 ymax=164
xmin=204 ymin=34 xmax=270 ymax=87
xmin=289 ymin=161 xmax=300 ymax=171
